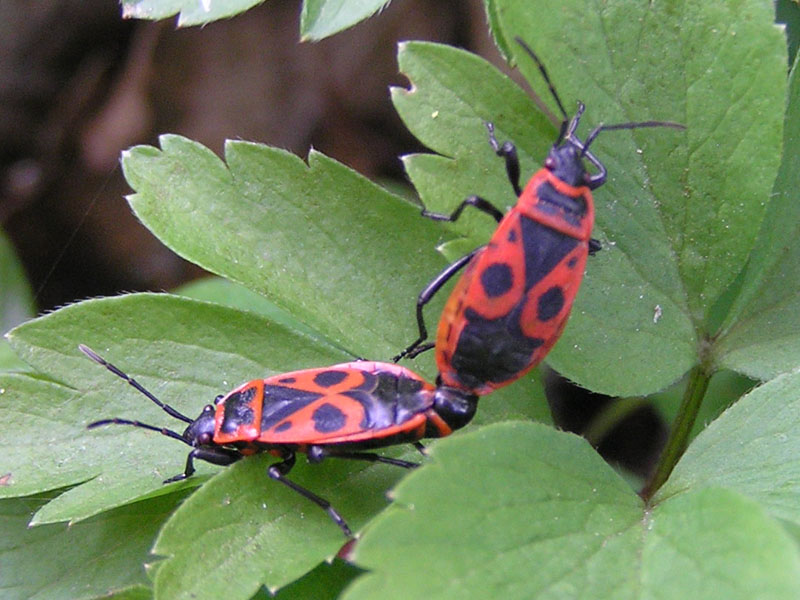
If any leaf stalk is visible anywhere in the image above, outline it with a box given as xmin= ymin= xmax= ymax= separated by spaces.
xmin=641 ymin=364 xmax=712 ymax=502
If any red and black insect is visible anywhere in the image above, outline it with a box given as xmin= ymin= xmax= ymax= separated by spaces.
xmin=81 ymin=345 xmax=477 ymax=537
xmin=395 ymin=38 xmax=684 ymax=394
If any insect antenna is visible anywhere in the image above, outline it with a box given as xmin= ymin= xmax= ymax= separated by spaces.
xmin=87 ymin=417 xmax=191 ymax=446
xmin=514 ymin=36 xmax=685 ymax=156
xmin=582 ymin=120 xmax=686 ymax=156
xmin=514 ymin=36 xmax=569 ymax=124
xmin=79 ymin=344 xmax=194 ymax=424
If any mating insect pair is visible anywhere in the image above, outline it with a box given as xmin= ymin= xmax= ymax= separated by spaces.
xmin=85 ymin=39 xmax=683 ymax=537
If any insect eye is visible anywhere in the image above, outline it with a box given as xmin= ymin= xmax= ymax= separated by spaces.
xmin=203 ymin=404 xmax=215 ymax=415
xmin=545 ymin=156 xmax=556 ymax=170
xmin=214 ymin=394 xmax=224 ymax=405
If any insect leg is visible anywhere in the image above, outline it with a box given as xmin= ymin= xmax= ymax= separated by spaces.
xmin=308 ymin=446 xmax=419 ymax=469
xmin=486 ymin=122 xmax=522 ymax=196
xmin=163 ymin=447 xmax=241 ymax=484
xmin=421 ymin=195 xmax=504 ymax=224
xmin=268 ymin=452 xmax=353 ymax=537
xmin=393 ymin=248 xmax=480 ymax=362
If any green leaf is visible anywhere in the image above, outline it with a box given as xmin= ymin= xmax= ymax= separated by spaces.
xmin=0 ymin=229 xmax=34 ymax=335
xmin=300 ymin=0 xmax=389 ymax=41
xmin=715 ymin=54 xmax=800 ymax=380
xmin=173 ymin=276 xmax=340 ymax=352
xmin=120 ymin=0 xmax=265 ymax=27
xmin=344 ymin=422 xmax=800 ymax=600
xmin=393 ymin=0 xmax=786 ymax=395
xmin=98 ymin=587 xmax=153 ymax=600
xmin=122 ymin=137 xmax=447 ymax=364
xmin=640 ymin=487 xmax=800 ymax=600
xmin=393 ymin=42 xmax=553 ymax=242
xmin=1 ymin=293 xmax=349 ymax=523
xmin=122 ymin=0 xmax=393 ymax=38
xmin=0 ymin=229 xmax=35 ymax=372
xmin=2 ymin=291 xmax=547 ymax=596
xmin=660 ymin=369 xmax=800 ymax=527
xmin=0 ymin=490 xmax=184 ymax=600
xmin=151 ymin=453 xmax=402 ymax=598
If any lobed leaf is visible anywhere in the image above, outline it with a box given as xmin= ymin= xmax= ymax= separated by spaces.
xmin=120 ymin=0 xmax=266 ymax=27
xmin=715 ymin=53 xmax=800 ymax=379
xmin=343 ymin=422 xmax=800 ymax=600
xmin=0 ymin=491 xmax=185 ymax=600
xmin=123 ymin=137 xmax=447 ymax=364
xmin=0 ymin=229 xmax=35 ymax=372
xmin=300 ymin=0 xmax=390 ymax=41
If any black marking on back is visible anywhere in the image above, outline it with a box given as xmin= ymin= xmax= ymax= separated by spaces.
xmin=507 ymin=229 xmax=517 ymax=243
xmin=314 ymin=370 xmax=348 ymax=387
xmin=536 ymin=181 xmax=585 ymax=228
xmin=537 ymin=286 xmax=565 ymax=321
xmin=481 ymin=262 xmax=514 ymax=298
xmin=567 ymin=256 xmax=578 ymax=268
xmin=312 ymin=403 xmax=346 ymax=433
xmin=278 ymin=376 xmax=296 ymax=384
xmin=221 ymin=386 xmax=258 ymax=434
xmin=260 ymin=385 xmax=322 ymax=430
xmin=451 ymin=306 xmax=544 ymax=389
xmin=450 ymin=219 xmax=575 ymax=389
xmin=275 ymin=421 xmax=292 ymax=433
xmin=520 ymin=217 xmax=579 ymax=292
xmin=342 ymin=371 xmax=428 ymax=430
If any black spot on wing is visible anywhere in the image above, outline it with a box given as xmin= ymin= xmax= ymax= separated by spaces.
xmin=537 ymin=286 xmax=565 ymax=321
xmin=278 ymin=376 xmax=296 ymax=384
xmin=274 ymin=421 xmax=292 ymax=433
xmin=520 ymin=217 xmax=579 ymax=292
xmin=507 ymin=229 xmax=517 ymax=242
xmin=481 ymin=263 xmax=514 ymax=298
xmin=220 ymin=386 xmax=258 ymax=434
xmin=312 ymin=403 xmax=346 ymax=433
xmin=260 ymin=385 xmax=322 ymax=430
xmin=314 ymin=370 xmax=348 ymax=387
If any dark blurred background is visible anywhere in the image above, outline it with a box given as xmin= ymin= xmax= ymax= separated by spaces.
xmin=0 ymin=0 xmax=504 ymax=311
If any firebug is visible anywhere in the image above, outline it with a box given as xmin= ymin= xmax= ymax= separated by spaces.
xmin=81 ymin=345 xmax=477 ymax=537
xmin=395 ymin=38 xmax=684 ymax=395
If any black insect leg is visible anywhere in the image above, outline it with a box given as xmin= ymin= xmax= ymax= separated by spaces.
xmin=308 ymin=446 xmax=419 ymax=469
xmin=421 ymin=195 xmax=504 ymax=224
xmin=486 ymin=122 xmax=522 ymax=196
xmin=268 ymin=452 xmax=353 ymax=537
xmin=163 ymin=447 xmax=241 ymax=484
xmin=393 ymin=248 xmax=481 ymax=362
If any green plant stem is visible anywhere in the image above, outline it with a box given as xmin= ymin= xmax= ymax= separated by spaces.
xmin=641 ymin=364 xmax=712 ymax=502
